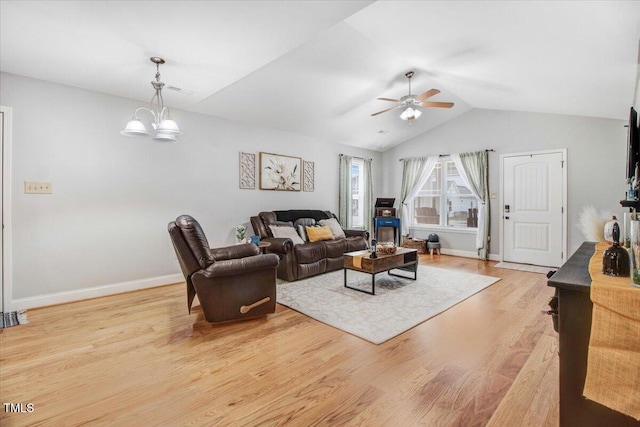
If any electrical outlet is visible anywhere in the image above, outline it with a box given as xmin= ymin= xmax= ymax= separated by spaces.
xmin=24 ymin=181 xmax=52 ymax=194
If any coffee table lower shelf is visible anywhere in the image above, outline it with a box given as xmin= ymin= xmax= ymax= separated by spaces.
xmin=343 ymin=248 xmax=418 ymax=295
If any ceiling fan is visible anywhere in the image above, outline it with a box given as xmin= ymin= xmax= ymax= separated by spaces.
xmin=371 ymin=71 xmax=454 ymax=121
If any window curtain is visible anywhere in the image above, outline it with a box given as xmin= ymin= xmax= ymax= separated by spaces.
xmin=362 ymin=158 xmax=373 ymax=233
xmin=338 ymin=155 xmax=353 ymax=228
xmin=400 ymin=156 xmax=438 ymax=235
xmin=451 ymin=151 xmax=490 ymax=259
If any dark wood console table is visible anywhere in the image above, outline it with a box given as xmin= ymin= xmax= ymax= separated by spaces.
xmin=548 ymin=242 xmax=640 ymax=426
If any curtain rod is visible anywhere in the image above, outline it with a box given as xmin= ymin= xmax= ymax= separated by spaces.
xmin=398 ymin=149 xmax=494 ymax=161
xmin=339 ymin=154 xmax=373 ymax=161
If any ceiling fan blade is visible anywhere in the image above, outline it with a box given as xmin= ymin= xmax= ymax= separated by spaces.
xmin=416 ymin=89 xmax=441 ymax=101
xmin=376 ymin=97 xmax=402 ymax=103
xmin=371 ymin=105 xmax=402 ymax=116
xmin=420 ymin=101 xmax=454 ymax=108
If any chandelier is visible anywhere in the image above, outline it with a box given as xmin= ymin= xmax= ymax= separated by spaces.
xmin=120 ymin=57 xmax=183 ymax=142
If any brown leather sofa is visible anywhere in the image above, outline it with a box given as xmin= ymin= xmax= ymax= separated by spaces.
xmin=250 ymin=210 xmax=369 ymax=281
xmin=168 ymin=215 xmax=280 ymax=323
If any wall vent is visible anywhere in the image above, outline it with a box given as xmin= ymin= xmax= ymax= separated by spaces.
xmin=167 ymin=86 xmax=194 ymax=95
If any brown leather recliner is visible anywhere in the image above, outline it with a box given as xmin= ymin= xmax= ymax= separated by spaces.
xmin=168 ymin=215 xmax=279 ymax=323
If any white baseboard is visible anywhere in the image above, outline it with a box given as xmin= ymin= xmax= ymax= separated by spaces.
xmin=10 ymin=273 xmax=184 ymax=311
xmin=439 ymin=248 xmax=500 ymax=261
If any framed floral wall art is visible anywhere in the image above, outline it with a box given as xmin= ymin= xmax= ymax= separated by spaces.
xmin=259 ymin=152 xmax=302 ymax=191
xmin=239 ymin=152 xmax=256 ymax=189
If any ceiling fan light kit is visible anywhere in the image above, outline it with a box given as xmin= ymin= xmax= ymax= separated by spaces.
xmin=400 ymin=107 xmax=421 ymax=121
xmin=372 ymin=70 xmax=454 ymax=122
xmin=120 ymin=57 xmax=183 ymax=143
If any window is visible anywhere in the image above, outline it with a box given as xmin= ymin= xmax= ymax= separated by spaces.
xmin=339 ymin=155 xmax=372 ymax=231
xmin=412 ymin=159 xmax=477 ymax=228
xmin=350 ymin=158 xmax=365 ymax=228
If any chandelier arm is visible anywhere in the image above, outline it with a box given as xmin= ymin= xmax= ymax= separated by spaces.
xmin=134 ymin=107 xmax=155 ymax=120
xmin=158 ymin=90 xmax=167 ymax=121
xmin=148 ymin=91 xmax=162 ymax=126
xmin=160 ymin=107 xmax=170 ymax=121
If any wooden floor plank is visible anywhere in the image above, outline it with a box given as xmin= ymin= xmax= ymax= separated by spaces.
xmin=0 ymin=255 xmax=559 ymax=426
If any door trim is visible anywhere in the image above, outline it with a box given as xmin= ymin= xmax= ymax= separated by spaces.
xmin=1 ymin=106 xmax=13 ymax=312
xmin=499 ymin=149 xmax=567 ymax=266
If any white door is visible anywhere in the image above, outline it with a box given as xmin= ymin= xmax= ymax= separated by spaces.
xmin=502 ymin=152 xmax=565 ymax=267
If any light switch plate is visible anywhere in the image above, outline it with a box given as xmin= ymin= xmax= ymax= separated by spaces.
xmin=24 ymin=181 xmax=52 ymax=194
xmin=490 ymin=192 xmax=497 ymax=199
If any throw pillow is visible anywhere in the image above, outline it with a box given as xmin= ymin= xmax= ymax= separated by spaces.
xmin=297 ymin=225 xmax=308 ymax=242
xmin=294 ymin=218 xmax=317 ymax=242
xmin=264 ymin=219 xmax=293 ymax=237
xmin=306 ymin=226 xmax=334 ymax=242
xmin=319 ymin=218 xmax=346 ymax=239
xmin=269 ymin=225 xmax=305 ymax=245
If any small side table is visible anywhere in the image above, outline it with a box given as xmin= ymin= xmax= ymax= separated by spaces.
xmin=257 ymin=241 xmax=271 ymax=254
xmin=374 ymin=217 xmax=401 ymax=246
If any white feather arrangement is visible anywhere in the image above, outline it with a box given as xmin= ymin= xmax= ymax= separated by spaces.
xmin=577 ymin=206 xmax=612 ymax=242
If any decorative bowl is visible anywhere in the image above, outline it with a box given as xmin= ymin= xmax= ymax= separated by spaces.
xmin=376 ymin=242 xmax=397 ymax=254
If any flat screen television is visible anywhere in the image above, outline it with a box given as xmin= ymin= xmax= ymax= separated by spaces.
xmin=627 ymin=106 xmax=639 ymax=180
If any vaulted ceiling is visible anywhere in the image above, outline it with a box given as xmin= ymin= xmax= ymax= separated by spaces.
xmin=2 ymin=1 xmax=639 ymax=151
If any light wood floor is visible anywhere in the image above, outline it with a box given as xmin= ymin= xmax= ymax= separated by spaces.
xmin=0 ymin=255 xmax=559 ymax=426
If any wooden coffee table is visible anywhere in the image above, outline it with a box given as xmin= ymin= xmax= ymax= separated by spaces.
xmin=343 ymin=248 xmax=418 ymax=295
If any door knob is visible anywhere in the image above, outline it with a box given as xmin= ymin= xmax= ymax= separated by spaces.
xmin=505 ymin=216 xmax=510 ymax=220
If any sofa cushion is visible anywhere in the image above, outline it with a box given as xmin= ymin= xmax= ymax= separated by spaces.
xmin=274 ymin=220 xmax=294 ymax=227
xmin=175 ymin=215 xmax=214 ymax=269
xmin=325 ymin=257 xmax=343 ymax=273
xmin=295 ymin=241 xmax=326 ymax=263
xmin=345 ymin=236 xmax=368 ymax=252
xmin=324 ymin=238 xmax=347 ymax=258
xmin=261 ymin=212 xmax=296 ymax=237
xmin=306 ymin=226 xmax=334 ymax=242
xmin=294 ymin=218 xmax=317 ymax=242
xmin=297 ymin=259 xmax=327 ymax=280
xmin=296 ymin=225 xmax=307 ymax=242
xmin=319 ymin=218 xmax=346 ymax=239
xmin=269 ymin=225 xmax=304 ymax=245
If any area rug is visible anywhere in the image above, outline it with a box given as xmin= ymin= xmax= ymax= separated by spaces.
xmin=495 ymin=262 xmax=555 ymax=274
xmin=276 ymin=265 xmax=500 ymax=344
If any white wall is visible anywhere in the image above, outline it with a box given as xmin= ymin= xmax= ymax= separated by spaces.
xmin=1 ymin=71 xmax=628 ymax=308
xmin=0 ymin=72 xmax=381 ymax=308
xmin=381 ymin=109 xmax=627 ymax=259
